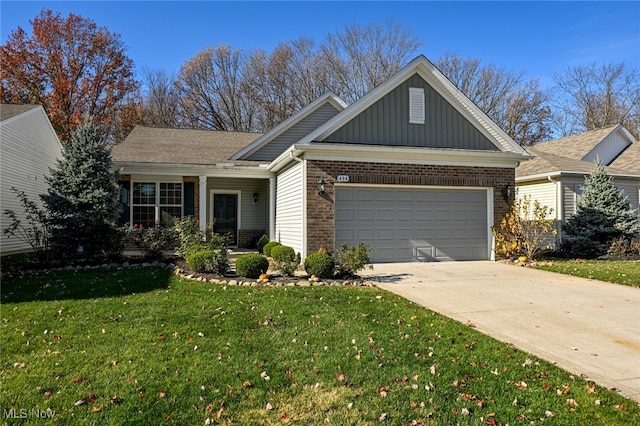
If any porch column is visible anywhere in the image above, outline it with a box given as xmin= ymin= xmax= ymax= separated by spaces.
xmin=199 ymin=175 xmax=207 ymax=232
xmin=269 ymin=176 xmax=276 ymax=240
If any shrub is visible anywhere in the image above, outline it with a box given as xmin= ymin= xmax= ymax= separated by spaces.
xmin=174 ymin=216 xmax=202 ymax=257
xmin=493 ymin=195 xmax=556 ymax=260
xmin=186 ymin=247 xmax=229 ymax=275
xmin=304 ymin=251 xmax=335 ymax=278
xmin=563 ymin=164 xmax=639 ymax=258
xmin=257 ymin=234 xmax=270 ymax=253
xmin=235 ymin=253 xmax=269 ymax=279
xmin=129 ymin=223 xmax=177 ymax=260
xmin=336 ymin=243 xmax=372 ymax=276
xmin=263 ymin=241 xmax=281 ymax=257
xmin=271 ymin=245 xmax=297 ymax=276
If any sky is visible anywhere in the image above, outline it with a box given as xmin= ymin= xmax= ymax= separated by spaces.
xmin=1 ymin=1 xmax=639 ymax=90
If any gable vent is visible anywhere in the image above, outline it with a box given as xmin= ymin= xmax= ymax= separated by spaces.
xmin=409 ymin=87 xmax=425 ymax=124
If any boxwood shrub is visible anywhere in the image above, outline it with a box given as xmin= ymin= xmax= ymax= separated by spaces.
xmin=235 ymin=253 xmax=269 ymax=279
xmin=303 ymin=251 xmax=335 ymax=278
xmin=263 ymin=241 xmax=281 ymax=257
xmin=186 ymin=248 xmax=229 ymax=275
xmin=271 ymin=245 xmax=297 ymax=276
xmin=257 ymin=234 xmax=270 ymax=253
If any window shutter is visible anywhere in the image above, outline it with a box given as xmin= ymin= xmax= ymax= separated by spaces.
xmin=409 ymin=87 xmax=425 ymax=124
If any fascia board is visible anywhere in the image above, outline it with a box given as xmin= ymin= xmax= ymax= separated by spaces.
xmin=516 ymin=170 xmax=640 ymax=183
xmin=291 ymin=143 xmax=529 ymax=168
xmin=231 ymin=92 xmax=347 ymax=160
xmin=113 ymin=161 xmax=273 ymax=178
xmin=295 ymin=55 xmax=528 ymax=157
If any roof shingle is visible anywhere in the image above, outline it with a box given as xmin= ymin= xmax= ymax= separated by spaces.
xmin=111 ymin=126 xmax=264 ymax=166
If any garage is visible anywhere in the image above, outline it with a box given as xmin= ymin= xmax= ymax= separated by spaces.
xmin=335 ymin=186 xmax=490 ymax=262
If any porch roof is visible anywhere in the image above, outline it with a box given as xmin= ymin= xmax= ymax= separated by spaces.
xmin=112 ymin=126 xmax=265 ymax=166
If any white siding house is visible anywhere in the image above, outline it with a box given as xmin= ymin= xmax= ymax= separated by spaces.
xmin=274 ymin=162 xmax=304 ymax=256
xmin=1 ymin=104 xmax=62 ymax=255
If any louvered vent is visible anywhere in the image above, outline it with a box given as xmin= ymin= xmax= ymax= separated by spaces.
xmin=409 ymin=87 xmax=425 ymax=124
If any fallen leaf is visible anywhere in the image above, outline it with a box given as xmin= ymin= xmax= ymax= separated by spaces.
xmin=90 ymin=406 xmax=103 ymax=413
xmin=159 ymin=391 xmax=166 ymax=398
xmin=266 ymin=402 xmax=273 ymax=410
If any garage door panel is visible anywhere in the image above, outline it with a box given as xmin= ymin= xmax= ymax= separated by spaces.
xmin=356 ymin=209 xmax=375 ymax=221
xmin=335 ymin=187 xmax=489 ymax=262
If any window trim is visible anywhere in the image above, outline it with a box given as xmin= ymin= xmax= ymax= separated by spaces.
xmin=131 ymin=181 xmax=183 ymax=227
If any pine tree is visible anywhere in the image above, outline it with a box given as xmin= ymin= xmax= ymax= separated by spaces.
xmin=562 ymin=163 xmax=640 ymax=257
xmin=42 ymin=115 xmax=123 ymax=258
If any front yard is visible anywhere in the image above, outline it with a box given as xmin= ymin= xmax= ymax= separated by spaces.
xmin=533 ymin=259 xmax=640 ymax=287
xmin=1 ymin=267 xmax=638 ymax=425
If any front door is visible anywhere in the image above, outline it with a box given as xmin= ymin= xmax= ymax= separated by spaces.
xmin=213 ymin=193 xmax=238 ymax=246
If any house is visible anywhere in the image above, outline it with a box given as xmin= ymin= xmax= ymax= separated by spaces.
xmin=0 ymin=104 xmax=63 ymax=255
xmin=516 ymin=124 xmax=640 ymax=242
xmin=112 ymin=55 xmax=532 ymax=262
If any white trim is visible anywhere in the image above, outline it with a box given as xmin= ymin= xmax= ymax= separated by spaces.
xmin=302 ymin=158 xmax=308 ymax=260
xmin=335 ymin=183 xmax=494 ymax=261
xmin=295 ymin=55 xmax=530 ymax=157
xmin=210 ymin=189 xmax=241 ymax=247
xmin=487 ymin=187 xmax=495 ymax=261
xmin=130 ymin=180 xmax=183 ymax=227
xmin=231 ymin=92 xmax=347 ymax=160
xmin=199 ymin=176 xmax=207 ymax=232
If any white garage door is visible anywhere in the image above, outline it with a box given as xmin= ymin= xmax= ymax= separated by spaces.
xmin=335 ymin=187 xmax=489 ymax=262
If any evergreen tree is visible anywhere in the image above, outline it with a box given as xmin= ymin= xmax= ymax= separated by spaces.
xmin=42 ymin=115 xmax=123 ymax=258
xmin=562 ymin=164 xmax=639 ymax=257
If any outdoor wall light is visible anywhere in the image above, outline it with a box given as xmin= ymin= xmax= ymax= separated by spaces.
xmin=253 ymin=192 xmax=259 ymax=204
xmin=318 ymin=178 xmax=326 ymax=196
xmin=502 ymin=184 xmax=513 ymax=200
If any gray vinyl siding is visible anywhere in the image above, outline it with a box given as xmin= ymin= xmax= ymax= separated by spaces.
xmin=206 ymin=177 xmax=269 ymax=229
xmin=246 ymin=103 xmax=341 ymax=161
xmin=322 ymin=74 xmax=497 ymax=150
xmin=1 ymin=107 xmax=62 ymax=254
xmin=562 ymin=177 xmax=639 ymax=219
xmin=274 ymin=162 xmax=304 ymax=256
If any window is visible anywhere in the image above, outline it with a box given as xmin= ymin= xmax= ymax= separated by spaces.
xmin=409 ymin=87 xmax=425 ymax=124
xmin=132 ymin=182 xmax=182 ymax=227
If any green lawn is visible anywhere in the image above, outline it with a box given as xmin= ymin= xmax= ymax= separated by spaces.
xmin=1 ymin=267 xmax=638 ymax=425
xmin=534 ymin=259 xmax=640 ymax=287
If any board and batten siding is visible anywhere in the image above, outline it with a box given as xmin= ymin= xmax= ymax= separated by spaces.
xmin=274 ymin=162 xmax=304 ymax=256
xmin=322 ymin=73 xmax=497 ymax=151
xmin=1 ymin=106 xmax=62 ymax=254
xmin=246 ymin=103 xmax=341 ymax=161
xmin=516 ymin=181 xmax=558 ymax=220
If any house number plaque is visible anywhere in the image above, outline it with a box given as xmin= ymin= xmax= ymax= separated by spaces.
xmin=336 ymin=175 xmax=350 ymax=182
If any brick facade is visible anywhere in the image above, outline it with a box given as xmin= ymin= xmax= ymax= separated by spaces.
xmin=306 ymin=160 xmax=514 ymax=255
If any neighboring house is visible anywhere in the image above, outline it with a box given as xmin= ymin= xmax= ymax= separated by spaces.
xmin=0 ymin=104 xmax=63 ymax=255
xmin=112 ymin=55 xmax=531 ymax=262
xmin=516 ymin=124 xmax=640 ymax=242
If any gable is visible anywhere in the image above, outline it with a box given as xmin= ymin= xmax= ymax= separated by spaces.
xmin=245 ymin=102 xmax=342 ymax=161
xmin=584 ymin=128 xmax=633 ymax=165
xmin=321 ymin=74 xmax=497 ymax=151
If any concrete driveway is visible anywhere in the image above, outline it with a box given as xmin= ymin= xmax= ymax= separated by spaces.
xmin=360 ymin=261 xmax=640 ymax=402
